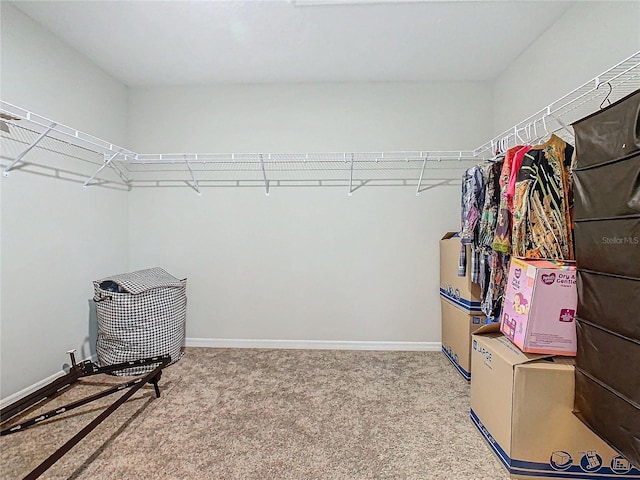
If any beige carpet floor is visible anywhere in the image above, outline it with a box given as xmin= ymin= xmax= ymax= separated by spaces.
xmin=1 ymin=348 xmax=508 ymax=480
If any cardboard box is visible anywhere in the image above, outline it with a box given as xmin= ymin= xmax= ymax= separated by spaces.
xmin=440 ymin=298 xmax=494 ymax=381
xmin=501 ymin=257 xmax=577 ymax=356
xmin=439 ymin=232 xmax=482 ymax=313
xmin=470 ymin=333 xmax=640 ymax=479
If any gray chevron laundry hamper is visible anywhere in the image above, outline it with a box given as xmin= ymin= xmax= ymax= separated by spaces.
xmin=93 ymin=267 xmax=187 ymax=376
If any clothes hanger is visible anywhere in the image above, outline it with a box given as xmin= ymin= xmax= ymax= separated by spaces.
xmin=524 ymin=116 xmax=545 ymax=150
xmin=532 ymin=111 xmax=553 ymax=146
xmin=500 ymin=136 xmax=509 ymax=154
xmin=598 ymin=81 xmax=613 ymax=109
xmin=549 ymin=112 xmax=574 ymax=140
xmin=528 ymin=119 xmax=543 ymax=145
xmin=530 ymin=121 xmax=538 ymax=145
xmin=524 ymin=122 xmax=534 ymax=146
xmin=514 ymin=126 xmax=526 ymax=146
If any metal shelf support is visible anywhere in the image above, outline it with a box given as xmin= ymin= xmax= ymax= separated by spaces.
xmin=3 ymin=122 xmax=56 ymax=176
xmin=184 ymin=155 xmax=201 ymax=195
xmin=259 ymin=154 xmax=270 ymax=196
xmin=83 ymin=150 xmax=121 ymax=188
xmin=348 ymin=153 xmax=354 ymax=196
xmin=416 ymin=153 xmax=429 ymax=196
xmin=105 ymin=153 xmax=132 ymax=187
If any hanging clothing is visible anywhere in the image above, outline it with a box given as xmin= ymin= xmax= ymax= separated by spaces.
xmin=511 ymin=134 xmax=575 ymax=259
xmin=459 ymin=165 xmax=486 ymax=281
xmin=478 ymin=160 xmax=503 ymax=249
xmin=511 ymin=177 xmax=532 ymax=257
xmin=481 ymin=250 xmax=509 ymax=319
xmin=460 ymin=165 xmax=485 ymax=245
xmin=507 ymin=145 xmax=533 ymax=212
xmin=477 ymin=160 xmax=505 ymax=318
xmin=456 ymin=132 xmax=576 ymax=317
xmin=493 ymin=146 xmax=522 ymax=254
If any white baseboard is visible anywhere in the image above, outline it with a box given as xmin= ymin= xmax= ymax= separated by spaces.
xmin=0 ymin=370 xmax=66 ymax=410
xmin=185 ymin=338 xmax=441 ymax=351
xmin=0 ymin=353 xmax=98 ymax=410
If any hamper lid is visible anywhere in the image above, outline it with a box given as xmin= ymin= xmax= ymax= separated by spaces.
xmin=95 ymin=267 xmax=184 ymax=294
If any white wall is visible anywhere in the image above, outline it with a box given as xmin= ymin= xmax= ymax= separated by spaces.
xmin=127 ymin=83 xmax=492 ymax=344
xmin=0 ymin=3 xmax=129 ymax=400
xmin=8 ymin=0 xmax=632 ymax=397
xmin=128 ymin=83 xmax=489 ymax=152
xmin=492 ymin=1 xmax=640 ymax=135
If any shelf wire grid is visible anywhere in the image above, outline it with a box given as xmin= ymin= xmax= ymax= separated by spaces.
xmin=0 ymin=122 xmax=130 ymax=190
xmin=1 ymin=51 xmax=639 ymax=191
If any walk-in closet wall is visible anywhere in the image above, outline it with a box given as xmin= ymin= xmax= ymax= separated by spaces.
xmin=2 ymin=0 xmax=638 ymax=400
xmin=492 ymin=1 xmax=640 ymax=135
xmin=0 ymin=3 xmax=129 ymax=399
xmin=126 ymin=82 xmax=493 ymax=344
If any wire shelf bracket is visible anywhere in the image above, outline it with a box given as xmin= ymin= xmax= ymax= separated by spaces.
xmin=3 ymin=122 xmax=56 ymax=176
xmin=348 ymin=153 xmax=354 ymax=196
xmin=259 ymin=154 xmax=270 ymax=196
xmin=416 ymin=153 xmax=429 ymax=196
xmin=84 ymin=149 xmax=123 ymax=188
xmin=184 ymin=155 xmax=201 ymax=195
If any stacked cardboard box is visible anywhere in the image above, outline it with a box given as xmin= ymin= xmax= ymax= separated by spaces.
xmin=439 ymin=232 xmax=483 ymax=313
xmin=439 ymin=232 xmax=493 ymax=381
xmin=470 ymin=331 xmax=640 ymax=479
xmin=571 ymin=89 xmax=640 ymax=468
xmin=500 ymin=258 xmax=577 ymax=356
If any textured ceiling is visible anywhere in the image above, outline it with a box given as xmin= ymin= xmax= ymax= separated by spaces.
xmin=12 ymin=0 xmax=574 ymax=86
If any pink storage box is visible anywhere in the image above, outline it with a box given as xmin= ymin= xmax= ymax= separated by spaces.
xmin=500 ymin=257 xmax=577 ymax=356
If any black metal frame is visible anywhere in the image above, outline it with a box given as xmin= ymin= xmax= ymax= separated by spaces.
xmin=0 ymin=353 xmax=171 ymax=480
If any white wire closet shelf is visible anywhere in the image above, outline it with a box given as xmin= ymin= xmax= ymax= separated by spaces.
xmin=1 ymin=51 xmax=639 ymax=195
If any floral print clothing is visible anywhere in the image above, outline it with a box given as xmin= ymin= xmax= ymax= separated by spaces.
xmin=511 ymin=134 xmax=574 ymax=259
xmin=493 ymin=146 xmax=522 ymax=254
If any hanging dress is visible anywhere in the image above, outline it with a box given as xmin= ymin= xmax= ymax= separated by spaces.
xmin=512 ymin=134 xmax=575 ymax=259
xmin=492 ymin=146 xmax=522 ymax=254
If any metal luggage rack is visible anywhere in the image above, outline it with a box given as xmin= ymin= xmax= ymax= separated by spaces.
xmin=0 ymin=351 xmax=171 ymax=480
xmin=1 ymin=51 xmax=639 ymax=195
